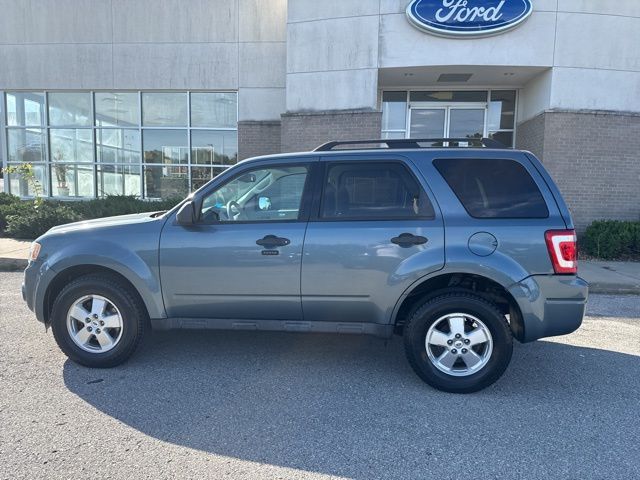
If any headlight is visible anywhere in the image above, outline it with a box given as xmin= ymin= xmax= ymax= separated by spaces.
xmin=29 ymin=242 xmax=41 ymax=262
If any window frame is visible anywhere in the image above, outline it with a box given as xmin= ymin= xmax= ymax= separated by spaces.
xmin=193 ymin=161 xmax=317 ymax=225
xmin=433 ymin=157 xmax=550 ymax=220
xmin=311 ymin=159 xmax=437 ymax=222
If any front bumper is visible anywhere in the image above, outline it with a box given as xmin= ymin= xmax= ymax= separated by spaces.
xmin=509 ymin=274 xmax=589 ymax=342
xmin=22 ymin=260 xmax=56 ymax=324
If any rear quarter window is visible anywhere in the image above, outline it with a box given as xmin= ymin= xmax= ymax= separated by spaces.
xmin=433 ymin=158 xmax=549 ymax=219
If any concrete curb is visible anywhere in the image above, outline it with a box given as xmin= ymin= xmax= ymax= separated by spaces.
xmin=0 ymin=257 xmax=28 ymax=272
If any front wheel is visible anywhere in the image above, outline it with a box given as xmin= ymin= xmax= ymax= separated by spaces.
xmin=403 ymin=293 xmax=513 ymax=393
xmin=50 ymin=274 xmax=147 ymax=368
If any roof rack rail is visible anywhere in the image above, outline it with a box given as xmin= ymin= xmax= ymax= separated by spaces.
xmin=313 ymin=137 xmax=507 ymax=152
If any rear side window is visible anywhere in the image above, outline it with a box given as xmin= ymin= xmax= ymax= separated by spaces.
xmin=321 ymin=162 xmax=435 ymax=220
xmin=433 ymin=158 xmax=548 ymax=218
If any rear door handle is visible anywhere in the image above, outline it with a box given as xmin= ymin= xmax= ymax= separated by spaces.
xmin=256 ymin=235 xmax=290 ymax=248
xmin=391 ymin=233 xmax=428 ymax=248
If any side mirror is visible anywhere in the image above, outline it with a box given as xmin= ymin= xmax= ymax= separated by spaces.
xmin=175 ymin=201 xmax=195 ymax=225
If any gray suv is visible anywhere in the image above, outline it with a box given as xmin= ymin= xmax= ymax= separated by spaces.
xmin=22 ymin=138 xmax=588 ymax=393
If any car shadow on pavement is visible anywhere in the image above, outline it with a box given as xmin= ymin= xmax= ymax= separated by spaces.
xmin=63 ymin=330 xmax=640 ymax=479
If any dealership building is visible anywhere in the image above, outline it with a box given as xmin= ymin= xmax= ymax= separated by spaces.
xmin=1 ymin=0 xmax=638 ymax=230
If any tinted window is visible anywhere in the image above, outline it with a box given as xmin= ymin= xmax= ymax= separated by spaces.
xmin=433 ymin=158 xmax=548 ymax=218
xmin=321 ymin=162 xmax=434 ymax=220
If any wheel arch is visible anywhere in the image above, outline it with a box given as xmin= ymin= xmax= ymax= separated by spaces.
xmin=42 ymin=264 xmax=155 ymax=325
xmin=392 ymin=272 xmax=525 ymax=342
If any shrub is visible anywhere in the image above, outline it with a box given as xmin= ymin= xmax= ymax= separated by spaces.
xmin=582 ymin=220 xmax=640 ymax=260
xmin=1 ymin=195 xmax=182 ymax=238
xmin=5 ymin=203 xmax=82 ymax=239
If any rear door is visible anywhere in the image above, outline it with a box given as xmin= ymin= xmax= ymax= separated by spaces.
xmin=301 ymin=157 xmax=445 ymax=325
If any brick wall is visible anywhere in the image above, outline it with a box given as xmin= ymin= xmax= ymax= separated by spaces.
xmin=238 ymin=121 xmax=282 ymax=160
xmin=518 ymin=110 xmax=640 ymax=232
xmin=280 ymin=110 xmax=382 ymax=153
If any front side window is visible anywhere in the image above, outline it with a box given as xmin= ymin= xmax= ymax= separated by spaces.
xmin=200 ymin=165 xmax=309 ymax=223
xmin=434 ymin=158 xmax=548 ymax=218
xmin=321 ymin=162 xmax=434 ymax=220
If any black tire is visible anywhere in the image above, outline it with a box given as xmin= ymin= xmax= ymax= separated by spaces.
xmin=403 ymin=292 xmax=513 ymax=393
xmin=50 ymin=274 xmax=147 ymax=368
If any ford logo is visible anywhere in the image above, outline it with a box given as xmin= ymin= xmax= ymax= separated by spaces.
xmin=406 ymin=0 xmax=533 ymax=38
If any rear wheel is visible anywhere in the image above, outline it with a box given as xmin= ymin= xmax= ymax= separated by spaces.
xmin=403 ymin=292 xmax=513 ymax=393
xmin=50 ymin=274 xmax=146 ymax=368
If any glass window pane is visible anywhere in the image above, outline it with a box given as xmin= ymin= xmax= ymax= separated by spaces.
xmin=144 ymin=165 xmax=189 ymax=199
xmin=321 ymin=163 xmax=434 ymax=220
xmin=410 ymin=91 xmax=487 ymax=103
xmin=488 ymin=90 xmax=516 ymax=131
xmin=382 ymin=91 xmax=407 ymax=131
xmin=51 ymin=163 xmax=94 ymax=197
xmin=97 ymin=164 xmax=142 ymax=197
xmin=433 ymin=158 xmax=548 ymax=218
xmin=95 ymin=92 xmax=139 ymax=127
xmin=201 ymin=165 xmax=308 ymax=222
xmin=142 ymin=93 xmax=187 ymax=126
xmin=191 ymin=130 xmax=238 ymax=166
xmin=191 ymin=166 xmax=227 ymax=191
xmin=96 ymin=129 xmax=141 ymax=163
xmin=7 ymin=164 xmax=48 ymax=197
xmin=50 ymin=129 xmax=94 ymax=163
xmin=190 ymin=92 xmax=237 ymax=128
xmin=143 ymin=130 xmax=188 ymax=164
xmin=448 ymin=109 xmax=485 ymax=138
xmin=410 ymin=109 xmax=445 ymax=138
xmin=382 ymin=131 xmax=406 ymax=140
xmin=489 ymin=131 xmax=514 ymax=147
xmin=6 ymin=92 xmax=45 ymax=126
xmin=48 ymin=92 xmax=92 ymax=126
xmin=7 ymin=128 xmax=46 ymax=162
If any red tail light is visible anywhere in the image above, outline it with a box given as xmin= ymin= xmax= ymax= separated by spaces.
xmin=545 ymin=230 xmax=577 ymax=274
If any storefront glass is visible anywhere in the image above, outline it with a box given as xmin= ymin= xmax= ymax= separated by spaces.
xmin=3 ymin=91 xmax=238 ymax=199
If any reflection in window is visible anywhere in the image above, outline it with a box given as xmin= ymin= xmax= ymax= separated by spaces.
xmin=96 ymin=129 xmax=141 ymax=163
xmin=97 ymin=164 xmax=142 ymax=197
xmin=191 ymin=166 xmax=227 ymax=191
xmin=4 ymin=90 xmax=238 ymax=199
xmin=51 ymin=163 xmax=95 ymax=198
xmin=143 ymin=130 xmax=188 ymax=165
xmin=7 ymin=164 xmax=48 ymax=197
xmin=6 ymin=92 xmax=45 ymax=126
xmin=191 ymin=130 xmax=237 ymax=165
xmin=95 ymin=92 xmax=139 ymax=127
xmin=142 ymin=93 xmax=188 ymax=126
xmin=50 ymin=129 xmax=93 ymax=163
xmin=48 ymin=92 xmax=92 ymax=126
xmin=7 ymin=128 xmax=46 ymax=163
xmin=190 ymin=92 xmax=237 ymax=128
xmin=144 ymin=165 xmax=189 ymax=199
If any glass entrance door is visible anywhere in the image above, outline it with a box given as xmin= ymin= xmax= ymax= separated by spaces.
xmin=409 ymin=108 xmax=446 ymax=138
xmin=409 ymin=105 xmax=486 ymax=139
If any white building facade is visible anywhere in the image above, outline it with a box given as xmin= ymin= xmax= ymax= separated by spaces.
xmin=1 ymin=0 xmax=639 ymax=230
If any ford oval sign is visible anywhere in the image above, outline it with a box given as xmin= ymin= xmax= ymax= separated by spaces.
xmin=406 ymin=0 xmax=533 ymax=38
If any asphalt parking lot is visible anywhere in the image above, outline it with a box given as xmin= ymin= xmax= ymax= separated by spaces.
xmin=1 ymin=272 xmax=639 ymax=480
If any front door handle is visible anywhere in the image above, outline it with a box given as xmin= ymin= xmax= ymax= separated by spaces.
xmin=391 ymin=233 xmax=428 ymax=248
xmin=256 ymin=235 xmax=290 ymax=248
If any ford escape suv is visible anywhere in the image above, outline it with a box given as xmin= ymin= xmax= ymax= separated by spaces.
xmin=22 ymin=138 xmax=588 ymax=393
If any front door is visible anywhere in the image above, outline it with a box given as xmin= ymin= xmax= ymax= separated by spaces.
xmin=160 ymin=162 xmax=313 ymax=320
xmin=301 ymin=159 xmax=445 ymax=325
xmin=410 ymin=103 xmax=486 ymax=140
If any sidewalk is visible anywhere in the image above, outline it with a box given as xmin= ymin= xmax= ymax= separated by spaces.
xmin=1 ymin=237 xmax=638 ymax=294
